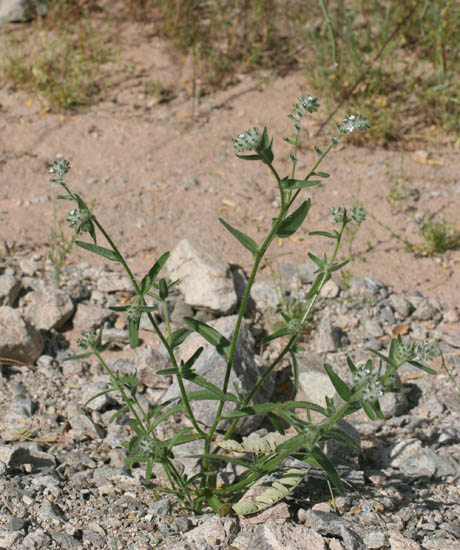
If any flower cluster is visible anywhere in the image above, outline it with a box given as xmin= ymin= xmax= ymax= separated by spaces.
xmin=330 ymin=205 xmax=346 ymax=223
xmin=351 ymin=205 xmax=366 ymax=225
xmin=233 ymin=128 xmax=263 ymax=153
xmin=353 ymin=362 xmax=383 ymax=402
xmin=67 ymin=208 xmax=92 ymax=233
xmin=77 ymin=329 xmax=97 ymax=350
xmin=415 ymin=342 xmax=436 ymax=363
xmin=288 ymin=95 xmax=320 ymax=130
xmin=338 ymin=114 xmax=370 ymax=135
xmin=127 ymin=296 xmax=143 ymax=323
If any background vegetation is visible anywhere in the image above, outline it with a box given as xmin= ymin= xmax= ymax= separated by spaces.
xmin=1 ymin=0 xmax=459 ymax=145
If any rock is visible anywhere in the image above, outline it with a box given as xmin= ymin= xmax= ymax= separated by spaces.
xmin=412 ymin=299 xmax=438 ymax=321
xmin=400 ymin=448 xmax=458 ymax=478
xmin=72 ymin=302 xmax=114 ymax=330
xmin=362 ymin=318 xmax=384 ymax=338
xmin=96 ymin=271 xmax=132 ymax=293
xmin=0 ymin=273 xmax=21 ymax=306
xmin=321 ymin=279 xmax=340 ymax=298
xmin=248 ymin=519 xmax=328 ymax=550
xmin=135 ymin=346 xmax=171 ymax=388
xmin=66 ymin=403 xmax=105 ymax=440
xmin=325 ymin=419 xmax=361 ymax=464
xmin=80 ymin=381 xmax=114 ymax=411
xmin=388 ymin=530 xmax=422 ymax=550
xmin=22 ymin=280 xmax=74 ymax=330
xmin=0 ymin=0 xmax=47 ymax=22
xmin=162 ymin=315 xmax=274 ymax=433
xmin=167 ymin=238 xmax=237 ymax=314
xmin=0 ymin=443 xmax=55 ymax=470
xmin=298 ymin=354 xmax=335 ymax=407
xmin=388 ymin=294 xmax=413 ymax=318
xmin=185 ymin=516 xmax=238 ymax=548
xmin=304 ymin=510 xmax=365 ymax=539
xmin=315 ymin=316 xmax=341 ymax=353
xmin=0 ymin=305 xmax=43 ymax=364
xmin=251 ymin=278 xmax=279 ymax=311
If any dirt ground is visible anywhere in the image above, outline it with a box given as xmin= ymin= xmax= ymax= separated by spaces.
xmin=1 ymin=21 xmax=459 ymax=309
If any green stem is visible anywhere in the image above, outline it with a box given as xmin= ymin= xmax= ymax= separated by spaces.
xmin=221 ymin=220 xmax=348 ymax=442
xmin=92 ymin=218 xmax=206 ymax=438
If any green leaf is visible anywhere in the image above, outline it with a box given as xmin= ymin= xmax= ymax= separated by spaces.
xmin=322 ymin=427 xmax=361 ymax=453
xmin=75 ymin=241 xmax=120 ymax=262
xmin=183 ymin=318 xmax=231 ymax=360
xmin=408 ymin=360 xmax=437 ymax=375
xmin=219 ymin=218 xmax=259 ymax=254
xmin=309 ymin=446 xmax=344 ymax=494
xmin=159 ymin=278 xmax=169 ymax=300
xmin=370 ymin=399 xmax=384 ymax=420
xmin=262 ymin=327 xmax=292 ymax=343
xmin=309 ymin=231 xmax=338 ymax=238
xmin=277 ymin=199 xmax=311 ymax=238
xmin=312 ymin=171 xmax=330 ymax=178
xmin=222 ymin=400 xmax=327 ymax=419
xmin=183 ymin=347 xmax=204 ymax=370
xmin=128 ymin=318 xmax=140 ymax=349
xmin=140 ymin=251 xmax=170 ymax=294
xmin=181 ymin=371 xmax=239 ymax=402
xmin=170 ymin=327 xmax=192 ymax=348
xmin=276 ymin=432 xmax=308 ymax=453
xmin=266 ymin=412 xmax=286 ymax=435
xmin=362 ymin=400 xmax=376 ymax=420
xmin=346 ymin=356 xmax=358 ymax=374
xmin=236 ymin=153 xmax=261 ymax=161
xmin=323 ymin=364 xmax=351 ymax=401
xmin=281 ymin=179 xmax=321 ymax=190
xmin=329 ymin=259 xmax=350 ymax=272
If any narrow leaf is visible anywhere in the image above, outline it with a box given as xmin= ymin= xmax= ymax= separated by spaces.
xmin=262 ymin=327 xmax=292 ymax=343
xmin=309 ymin=231 xmax=338 ymax=238
xmin=182 ymin=371 xmax=239 ymax=402
xmin=277 ymin=199 xmax=311 ymax=238
xmin=140 ymin=251 xmax=170 ymax=294
xmin=128 ymin=318 xmax=140 ymax=349
xmin=323 ymin=364 xmax=351 ymax=401
xmin=236 ymin=153 xmax=261 ymax=161
xmin=219 ymin=218 xmax=258 ymax=254
xmin=170 ymin=327 xmax=192 ymax=348
xmin=183 ymin=318 xmax=231 ymax=360
xmin=282 ymin=179 xmax=321 ymax=190
xmin=408 ymin=360 xmax=437 ymax=375
xmin=75 ymin=241 xmax=120 ymax=262
xmin=310 ymin=446 xmax=344 ymax=494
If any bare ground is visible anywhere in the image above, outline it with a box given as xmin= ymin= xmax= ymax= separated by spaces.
xmin=1 ymin=21 xmax=459 ymax=309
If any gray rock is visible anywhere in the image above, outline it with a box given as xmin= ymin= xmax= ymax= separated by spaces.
xmin=400 ymin=448 xmax=458 ymax=478
xmin=0 ymin=443 xmax=55 ymax=470
xmin=0 ymin=306 xmax=43 ymax=364
xmin=162 ymin=315 xmax=274 ymax=433
xmin=80 ymin=381 xmax=113 ymax=411
xmin=52 ymin=532 xmax=82 ymax=550
xmin=325 ymin=419 xmax=361 ymax=464
xmin=248 ymin=519 xmax=328 ymax=550
xmin=0 ymin=273 xmax=21 ymax=306
xmin=412 ymin=299 xmax=438 ymax=321
xmin=167 ymin=238 xmax=237 ymax=314
xmin=340 ymin=525 xmax=366 ymax=550
xmin=315 ymin=316 xmax=341 ymax=353
xmin=135 ymin=346 xmax=171 ymax=388
xmin=298 ymin=354 xmax=335 ymax=408
xmin=96 ymin=271 xmax=132 ymax=293
xmin=321 ymin=279 xmax=340 ymax=298
xmin=304 ymin=509 xmax=365 ymax=539
xmin=0 ymin=0 xmax=47 ymax=22
xmin=72 ymin=302 xmax=114 ymax=330
xmin=169 ymin=296 xmax=194 ymax=326
xmin=185 ymin=516 xmax=238 ymax=548
xmin=388 ymin=294 xmax=413 ymax=318
xmin=363 ymin=530 xmax=386 ymax=549
xmin=0 ymin=531 xmax=22 ymax=549
xmin=362 ymin=318 xmax=384 ymax=338
xmin=66 ymin=403 xmax=105 ymax=440
xmin=251 ymin=278 xmax=279 ymax=311
xmin=22 ymin=280 xmax=74 ymax=330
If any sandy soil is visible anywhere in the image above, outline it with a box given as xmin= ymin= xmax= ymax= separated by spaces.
xmin=1 ymin=20 xmax=459 ymax=308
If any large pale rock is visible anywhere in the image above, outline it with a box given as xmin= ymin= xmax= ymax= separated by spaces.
xmin=0 ymin=0 xmax=48 ymax=22
xmin=0 ymin=272 xmax=21 ymax=306
xmin=168 ymin=239 xmax=237 ymax=314
xmin=0 ymin=305 xmax=43 ymax=364
xmin=162 ymin=315 xmax=274 ymax=434
xmin=22 ymin=280 xmax=74 ymax=330
xmin=248 ymin=519 xmax=328 ymax=550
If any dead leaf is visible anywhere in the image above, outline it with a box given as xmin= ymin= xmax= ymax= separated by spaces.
xmin=392 ymin=324 xmax=409 ymax=336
